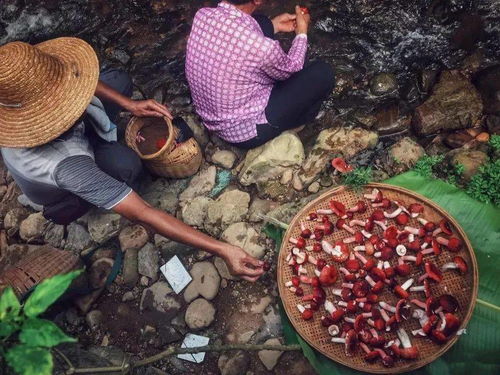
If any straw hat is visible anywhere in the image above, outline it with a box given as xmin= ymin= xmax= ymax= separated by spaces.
xmin=0 ymin=37 xmax=99 ymax=148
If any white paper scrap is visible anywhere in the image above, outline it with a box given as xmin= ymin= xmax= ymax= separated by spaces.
xmin=177 ymin=334 xmax=210 ymax=363
xmin=160 ymin=255 xmax=192 ymax=294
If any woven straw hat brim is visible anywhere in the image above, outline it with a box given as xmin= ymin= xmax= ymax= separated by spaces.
xmin=0 ymin=38 xmax=99 ymax=148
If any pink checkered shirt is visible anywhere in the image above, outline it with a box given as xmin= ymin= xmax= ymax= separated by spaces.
xmin=185 ymin=2 xmax=308 ymax=143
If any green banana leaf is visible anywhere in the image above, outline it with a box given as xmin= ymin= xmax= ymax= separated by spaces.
xmin=265 ymin=171 xmax=500 ymax=375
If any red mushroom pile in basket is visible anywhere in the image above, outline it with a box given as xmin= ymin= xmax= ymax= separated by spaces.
xmin=284 ymin=188 xmax=468 ymax=368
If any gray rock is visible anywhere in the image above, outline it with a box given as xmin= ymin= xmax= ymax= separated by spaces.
xmin=474 ymin=65 xmax=500 ymax=114
xmin=138 ymin=243 xmax=159 ymax=280
xmin=65 ymin=223 xmax=94 ymax=253
xmin=212 ymin=150 xmax=237 ymax=169
xmin=258 ymin=338 xmax=284 ymax=371
xmin=267 ymin=193 xmax=321 ymax=225
xmin=384 ymin=137 xmax=426 ymax=175
xmin=185 ymin=115 xmax=210 ymax=147
xmin=307 ymin=181 xmax=321 ymax=193
xmin=43 ymin=223 xmax=65 ymax=248
xmin=154 ymin=234 xmax=195 ymax=259
xmin=122 ymin=249 xmax=139 ymax=287
xmin=184 ymin=298 xmax=216 ymax=330
xmin=214 ymin=256 xmax=236 ymax=280
xmin=179 ymin=166 xmax=217 ymax=203
xmin=205 ymin=189 xmax=250 ymax=235
xmin=88 ymin=210 xmax=123 ymax=243
xmin=183 ymin=261 xmax=221 ymax=303
xmin=413 ymin=71 xmax=483 ymax=135
xmin=218 ymin=351 xmax=250 ymax=375
xmin=88 ymin=258 xmax=114 ymax=289
xmin=450 ymin=149 xmax=489 ymax=181
xmin=141 ymin=178 xmax=183 ymax=214
xmin=370 ymin=73 xmax=398 ymax=96
xmin=248 ymin=198 xmax=277 ymax=223
xmin=181 ymin=196 xmax=212 ymax=227
xmin=140 ymin=281 xmax=181 ymax=316
xmin=86 ymin=310 xmax=104 ymax=329
xmin=221 ymin=222 xmax=265 ymax=259
xmin=299 ymin=127 xmax=378 ymax=185
xmin=19 ymin=212 xmax=48 ymax=242
xmin=238 ymin=132 xmax=304 ymax=186
xmin=122 ymin=291 xmax=135 ymax=302
xmin=119 ymin=225 xmax=149 ymax=251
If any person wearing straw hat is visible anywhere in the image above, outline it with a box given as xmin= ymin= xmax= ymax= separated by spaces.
xmin=0 ymin=38 xmax=264 ymax=282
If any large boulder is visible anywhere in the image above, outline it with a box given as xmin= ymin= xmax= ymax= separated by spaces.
xmin=383 ymin=137 xmax=426 ymax=175
xmin=221 ymin=222 xmax=265 ymax=259
xmin=413 ymin=71 xmax=483 ymax=135
xmin=238 ymin=132 xmax=304 ymax=186
xmin=205 ymin=189 xmax=250 ymax=236
xmin=299 ymin=127 xmax=378 ymax=185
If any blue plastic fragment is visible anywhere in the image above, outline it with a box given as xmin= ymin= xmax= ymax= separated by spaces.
xmin=209 ymin=169 xmax=232 ymax=197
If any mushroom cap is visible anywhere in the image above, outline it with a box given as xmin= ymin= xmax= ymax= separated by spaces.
xmin=424 ymin=279 xmax=431 ymax=298
xmin=432 ymin=239 xmax=441 ymax=255
xmin=359 ymin=329 xmax=373 ymax=344
xmin=319 ymin=265 xmax=338 ymax=286
xmin=423 ymin=314 xmax=439 ymax=334
xmin=395 ymin=212 xmax=409 ymax=225
xmin=431 ymin=328 xmax=448 ymax=343
xmin=353 ymin=280 xmax=369 ymax=298
xmin=329 ymin=200 xmax=346 ymax=216
xmin=345 ymin=258 xmax=360 ymax=272
xmin=399 ymin=346 xmax=420 ymax=359
xmin=371 ymin=267 xmax=386 ymax=281
xmin=354 ymin=231 xmax=364 ymax=243
xmin=396 ymin=263 xmax=411 ymax=276
xmin=364 ymin=350 xmax=380 ymax=362
xmin=345 ymin=329 xmax=358 ymax=356
xmin=384 ymin=226 xmax=398 ymax=240
xmin=300 ymin=228 xmax=312 ymax=238
xmin=331 ymin=157 xmax=353 ymax=173
xmin=341 ymin=287 xmax=353 ymax=301
xmin=394 ymin=285 xmax=410 ymax=299
xmin=425 ymin=262 xmax=443 ymax=282
xmin=355 ymin=200 xmax=367 ymax=212
xmin=380 ymin=246 xmax=394 ymax=261
xmin=425 ymin=297 xmax=439 ymax=316
xmin=331 ymin=309 xmax=345 ymax=323
xmin=439 ymin=294 xmax=459 ymax=313
xmin=335 ymin=218 xmax=346 ymax=229
xmin=354 ymin=314 xmax=366 ymax=332
xmin=448 ymin=237 xmax=462 ymax=252
xmin=372 ymin=209 xmax=385 ymax=221
xmin=424 ymin=221 xmax=436 ymax=232
xmin=395 ymin=299 xmax=411 ymax=322
xmin=443 ymin=313 xmax=460 ymax=335
xmin=407 ymin=239 xmax=422 ymax=251
xmin=409 ymin=203 xmax=424 ymax=213
xmin=439 ymin=219 xmax=453 ymax=235
xmin=453 ymin=256 xmax=468 ymax=274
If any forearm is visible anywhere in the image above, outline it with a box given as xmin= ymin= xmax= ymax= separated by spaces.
xmin=95 ymin=80 xmax=133 ymax=111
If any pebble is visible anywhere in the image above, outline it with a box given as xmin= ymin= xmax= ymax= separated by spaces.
xmin=122 ymin=291 xmax=135 ymax=302
xmin=119 ymin=225 xmax=149 ymax=251
xmin=280 ymin=169 xmax=293 ymax=185
xmin=184 ymin=298 xmax=216 ymax=330
xmin=183 ymin=261 xmax=221 ymax=303
xmin=86 ymin=310 xmax=103 ymax=329
xmin=258 ymin=338 xmax=284 ymax=371
xmin=65 ymin=223 xmax=94 ymax=252
xmin=212 ymin=150 xmax=237 ymax=169
xmin=307 ymin=181 xmax=320 ymax=193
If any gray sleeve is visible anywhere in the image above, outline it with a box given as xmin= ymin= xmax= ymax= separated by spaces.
xmin=54 ymin=155 xmax=132 ymax=210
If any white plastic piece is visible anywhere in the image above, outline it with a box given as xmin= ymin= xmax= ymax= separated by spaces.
xmin=328 ymin=325 xmax=340 ymax=336
xmin=396 ymin=244 xmax=407 ymax=256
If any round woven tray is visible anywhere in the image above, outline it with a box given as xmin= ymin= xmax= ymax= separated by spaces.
xmin=277 ymin=183 xmax=478 ymax=374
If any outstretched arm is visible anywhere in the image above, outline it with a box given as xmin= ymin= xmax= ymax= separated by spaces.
xmin=113 ymin=191 xmax=265 ymax=282
xmin=95 ymin=80 xmax=173 ymax=119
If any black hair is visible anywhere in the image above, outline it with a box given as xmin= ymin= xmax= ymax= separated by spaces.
xmin=227 ymin=0 xmax=253 ymax=4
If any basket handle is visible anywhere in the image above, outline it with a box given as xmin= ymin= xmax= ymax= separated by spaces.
xmin=125 ymin=116 xmax=175 ymax=160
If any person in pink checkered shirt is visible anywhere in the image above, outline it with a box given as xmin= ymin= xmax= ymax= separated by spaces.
xmin=186 ymin=0 xmax=335 ymax=149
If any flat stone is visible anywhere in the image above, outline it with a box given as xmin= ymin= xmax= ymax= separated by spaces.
xmin=258 ymin=338 xmax=284 ymax=371
xmin=19 ymin=212 xmax=48 ymax=242
xmin=183 ymin=261 xmax=221 ymax=303
xmin=141 ymin=178 xmax=183 ymax=214
xmin=88 ymin=210 xmax=123 ymax=243
xmin=65 ymin=223 xmax=94 ymax=253
xmin=140 ymin=281 xmax=181 ymax=316
xmin=138 ymin=243 xmax=159 ymax=280
xmin=179 ymin=165 xmax=217 ymax=203
xmin=181 ymin=196 xmax=212 ymax=227
xmin=212 ymin=150 xmax=237 ymax=169
xmin=184 ymin=298 xmax=216 ymax=330
xmin=307 ymin=181 xmax=320 ymax=193
xmin=221 ymin=222 xmax=265 ymax=259
xmin=218 ymin=351 xmax=250 ymax=375
xmin=373 ymin=105 xmax=411 ymax=135
xmin=119 ymin=225 xmax=149 ymax=251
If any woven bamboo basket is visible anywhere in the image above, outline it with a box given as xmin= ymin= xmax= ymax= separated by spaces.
xmin=277 ymin=183 xmax=478 ymax=374
xmin=125 ymin=116 xmax=202 ymax=178
xmin=0 ymin=246 xmax=82 ymax=298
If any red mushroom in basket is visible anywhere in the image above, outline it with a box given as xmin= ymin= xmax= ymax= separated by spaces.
xmin=329 ymin=200 xmax=347 ymax=217
xmin=343 ymin=231 xmax=364 ymax=245
xmin=419 ymin=262 xmax=443 ymax=283
xmin=439 ymin=294 xmax=459 ymax=313
xmin=331 ymin=157 xmax=353 ymax=173
xmin=436 ymin=236 xmax=462 ymax=252
xmin=348 ymin=200 xmax=367 ymax=213
xmin=364 ymin=188 xmax=383 ymax=203
xmin=393 ymin=278 xmax=414 ymax=299
xmin=439 ymin=218 xmax=453 ymax=236
xmin=299 ymin=222 xmax=312 ymax=238
xmin=408 ymin=203 xmax=424 ymax=218
xmin=392 ymin=328 xmax=420 ymax=359
xmin=319 ymin=265 xmax=338 ymax=286
xmin=375 ymin=348 xmax=394 ymax=367
xmin=345 ymin=252 xmax=360 ymax=272
xmin=359 ymin=342 xmax=380 ymax=362
xmin=322 ymin=240 xmax=349 ymax=262
xmin=315 ymin=220 xmax=334 ymax=235
xmin=374 ymin=198 xmax=392 ymax=209
xmin=331 ymin=329 xmax=358 ymax=356
xmin=336 ymin=218 xmax=355 ymax=234
xmin=289 ymin=237 xmax=306 ymax=249
xmin=441 ymin=256 xmax=468 ymax=275
xmin=409 ymin=279 xmax=431 ymax=298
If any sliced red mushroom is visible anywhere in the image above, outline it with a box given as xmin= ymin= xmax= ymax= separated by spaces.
xmin=331 ymin=157 xmax=353 ymax=173
xmin=329 ymin=200 xmax=347 ymax=217
xmin=441 ymin=256 xmax=468 ymax=274
xmin=395 ymin=299 xmax=412 ymax=322
xmin=436 ymin=236 xmax=462 ymax=252
xmin=348 ymin=200 xmax=367 ymax=213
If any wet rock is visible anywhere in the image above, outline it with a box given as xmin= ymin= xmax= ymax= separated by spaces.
xmin=413 ymin=71 xmax=483 ymax=135
xmin=450 ymin=149 xmax=489 ymax=181
xmin=212 ymin=150 xmax=237 ymax=169
xmin=184 ymin=298 xmax=216 ymax=330
xmin=205 ymin=189 xmax=250 ymax=235
xmin=373 ymin=105 xmax=411 ymax=135
xmin=3 ymin=207 xmax=29 ymax=235
xmin=258 ymin=338 xmax=284 ymax=371
xmin=218 ymin=351 xmax=250 ymax=375
xmin=221 ymin=222 xmax=265 ymax=259
xmin=370 ymin=73 xmax=398 ymax=96
xmin=248 ymin=198 xmax=277 ymax=223
xmin=418 ymin=70 xmax=440 ymax=94
xmin=299 ymin=127 xmax=378 ymax=185
xmin=86 ymin=310 xmax=104 ymax=329
xmin=214 ymin=256 xmax=236 ymax=280
xmin=65 ymin=223 xmax=94 ymax=253
xmin=238 ymin=132 xmax=304 ymax=186
xmin=88 ymin=211 xmax=123 ymax=243
xmin=181 ymin=196 xmax=212 ymax=227
xmin=89 ymin=258 xmax=114 ymax=289
xmin=179 ymin=165 xmax=217 ymax=203
xmin=383 ymin=137 xmax=426 ymax=175
xmin=444 ymin=132 xmax=474 ymax=149
xmin=89 ymin=247 xmax=116 ymax=263
xmin=140 ymin=281 xmax=181 ymax=316
xmin=474 ymin=65 xmax=500 ymax=114
xmin=138 ymin=243 xmax=159 ymax=280
xmin=119 ymin=225 xmax=149 ymax=251
xmin=43 ymin=223 xmax=65 ymax=248
xmin=19 ymin=212 xmax=48 ymax=242
xmin=183 ymin=261 xmax=221 ymax=303
xmin=122 ymin=249 xmax=139 ymax=287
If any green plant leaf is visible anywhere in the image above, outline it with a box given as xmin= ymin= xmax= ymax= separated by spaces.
xmin=19 ymin=318 xmax=76 ymax=347
xmin=5 ymin=345 xmax=53 ymax=375
xmin=341 ymin=167 xmax=372 ymax=191
xmin=0 ymin=287 xmax=21 ymax=321
xmin=23 ymin=270 xmax=82 ymax=318
xmin=0 ymin=322 xmax=17 ymax=339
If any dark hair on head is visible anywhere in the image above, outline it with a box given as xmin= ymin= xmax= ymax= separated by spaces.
xmin=227 ymin=0 xmax=253 ymax=4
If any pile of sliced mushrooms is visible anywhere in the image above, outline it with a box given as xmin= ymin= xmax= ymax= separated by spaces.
xmin=285 ymin=188 xmax=468 ymax=368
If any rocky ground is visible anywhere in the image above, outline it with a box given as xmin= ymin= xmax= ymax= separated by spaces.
xmin=1 ymin=0 xmax=499 ymax=374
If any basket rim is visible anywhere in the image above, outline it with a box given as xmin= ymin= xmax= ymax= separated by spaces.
xmin=277 ymin=183 xmax=479 ymax=374
xmin=125 ymin=116 xmax=175 ymax=160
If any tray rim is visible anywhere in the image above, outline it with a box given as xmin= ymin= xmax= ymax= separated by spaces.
xmin=277 ymin=182 xmax=479 ymax=374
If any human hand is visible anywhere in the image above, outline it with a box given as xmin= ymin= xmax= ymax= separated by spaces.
xmin=272 ymin=13 xmax=297 ymax=33
xmin=222 ymin=245 xmax=265 ymax=282
xmin=126 ymin=99 xmax=173 ymax=119
xmin=295 ymin=5 xmax=311 ymax=35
